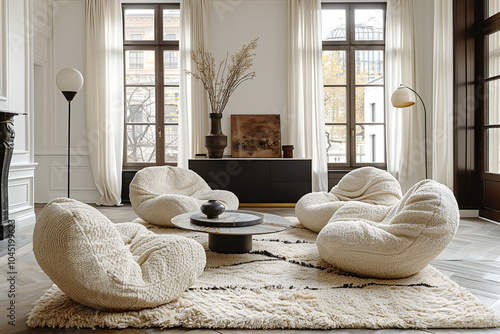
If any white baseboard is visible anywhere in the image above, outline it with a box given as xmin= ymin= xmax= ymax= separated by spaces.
xmin=11 ymin=212 xmax=36 ymax=229
xmin=459 ymin=210 xmax=479 ymax=218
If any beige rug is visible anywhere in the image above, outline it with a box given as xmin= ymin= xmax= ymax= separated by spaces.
xmin=27 ymin=218 xmax=500 ymax=329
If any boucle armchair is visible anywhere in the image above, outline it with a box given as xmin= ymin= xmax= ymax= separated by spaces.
xmin=130 ymin=166 xmax=239 ymax=227
xmin=296 ymin=167 xmax=403 ymax=232
xmin=316 ymin=180 xmax=460 ymax=278
xmin=33 ymin=198 xmax=206 ymax=311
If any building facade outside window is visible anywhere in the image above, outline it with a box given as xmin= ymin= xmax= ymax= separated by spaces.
xmin=123 ymin=4 xmax=180 ymax=167
xmin=322 ymin=3 xmax=387 ymax=169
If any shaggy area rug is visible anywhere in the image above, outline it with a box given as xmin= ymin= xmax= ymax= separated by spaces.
xmin=27 ymin=218 xmax=500 ymax=329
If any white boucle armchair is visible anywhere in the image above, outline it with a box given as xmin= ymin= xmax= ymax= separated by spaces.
xmin=296 ymin=167 xmax=403 ymax=233
xmin=316 ymin=179 xmax=459 ymax=278
xmin=33 ymin=198 xmax=206 ymax=311
xmin=129 ymin=166 xmax=239 ymax=227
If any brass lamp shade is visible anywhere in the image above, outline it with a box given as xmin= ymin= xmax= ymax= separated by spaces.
xmin=391 ymin=86 xmax=416 ymax=108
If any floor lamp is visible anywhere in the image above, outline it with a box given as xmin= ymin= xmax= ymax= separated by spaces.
xmin=56 ymin=68 xmax=84 ymax=198
xmin=390 ymin=84 xmax=428 ymax=179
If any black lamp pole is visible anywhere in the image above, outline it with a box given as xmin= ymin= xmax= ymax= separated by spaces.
xmin=61 ymin=91 xmax=77 ymax=198
xmin=398 ymin=84 xmax=428 ymax=179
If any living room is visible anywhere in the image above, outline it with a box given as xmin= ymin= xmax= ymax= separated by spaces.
xmin=0 ymin=0 xmax=500 ymax=332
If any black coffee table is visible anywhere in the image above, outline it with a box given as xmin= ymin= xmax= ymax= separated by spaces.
xmin=171 ymin=210 xmax=290 ymax=254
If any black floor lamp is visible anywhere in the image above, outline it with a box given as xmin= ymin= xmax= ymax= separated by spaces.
xmin=390 ymin=84 xmax=428 ymax=179
xmin=56 ymin=68 xmax=84 ymax=198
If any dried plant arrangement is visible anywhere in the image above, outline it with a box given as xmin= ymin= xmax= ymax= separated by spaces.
xmin=186 ymin=37 xmax=259 ymax=114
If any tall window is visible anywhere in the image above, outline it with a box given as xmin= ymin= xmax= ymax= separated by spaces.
xmin=123 ymin=4 xmax=180 ymax=167
xmin=322 ymin=3 xmax=386 ymax=168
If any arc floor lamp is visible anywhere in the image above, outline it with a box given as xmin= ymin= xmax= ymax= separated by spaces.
xmin=390 ymin=84 xmax=428 ymax=179
xmin=56 ymin=68 xmax=84 ymax=198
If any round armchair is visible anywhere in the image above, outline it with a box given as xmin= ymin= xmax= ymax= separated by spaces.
xmin=130 ymin=166 xmax=239 ymax=227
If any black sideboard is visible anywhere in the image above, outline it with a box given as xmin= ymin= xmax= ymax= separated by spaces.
xmin=189 ymin=158 xmax=312 ymax=203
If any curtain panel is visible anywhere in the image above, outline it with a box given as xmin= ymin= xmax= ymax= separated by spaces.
xmin=84 ymin=0 xmax=124 ymax=206
xmin=432 ymin=0 xmax=453 ymax=189
xmin=288 ymin=0 xmax=328 ymax=192
xmin=385 ymin=0 xmax=426 ymax=192
xmin=178 ymin=0 xmax=211 ymax=168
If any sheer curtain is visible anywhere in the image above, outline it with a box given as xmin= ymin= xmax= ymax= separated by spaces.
xmin=178 ymin=0 xmax=210 ymax=168
xmin=84 ymin=0 xmax=123 ymax=206
xmin=385 ymin=0 xmax=425 ymax=192
xmin=432 ymin=0 xmax=453 ymax=189
xmin=288 ymin=0 xmax=328 ymax=192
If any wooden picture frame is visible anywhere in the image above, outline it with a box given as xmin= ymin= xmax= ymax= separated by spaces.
xmin=231 ymin=114 xmax=281 ymax=158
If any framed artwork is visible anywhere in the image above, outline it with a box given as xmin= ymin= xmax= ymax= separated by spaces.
xmin=0 ymin=0 xmax=7 ymax=100
xmin=231 ymin=114 xmax=281 ymax=158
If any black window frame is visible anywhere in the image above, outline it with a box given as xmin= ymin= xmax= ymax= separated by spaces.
xmin=322 ymin=2 xmax=387 ymax=170
xmin=122 ymin=3 xmax=180 ymax=168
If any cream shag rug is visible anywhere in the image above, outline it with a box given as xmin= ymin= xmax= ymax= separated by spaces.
xmin=27 ymin=218 xmax=500 ymax=330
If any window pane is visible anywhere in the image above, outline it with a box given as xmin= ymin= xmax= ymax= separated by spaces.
xmin=354 ymin=9 xmax=384 ymax=41
xmin=355 ymin=87 xmax=384 ymax=123
xmin=323 ymin=50 xmax=346 ymax=85
xmin=164 ymin=87 xmax=179 ymax=122
xmin=124 ymin=9 xmax=154 ymax=41
xmin=356 ymin=125 xmax=385 ymax=163
xmin=165 ymin=125 xmax=178 ymax=162
xmin=487 ymin=31 xmax=500 ymax=78
xmin=326 ymin=125 xmax=347 ymax=163
xmin=322 ymin=9 xmax=346 ymax=41
xmin=487 ymin=0 xmax=500 ymax=18
xmin=487 ymin=128 xmax=500 ymax=173
xmin=355 ymin=50 xmax=384 ymax=84
xmin=487 ymin=80 xmax=500 ymax=125
xmin=126 ymin=124 xmax=156 ymax=163
xmin=164 ymin=50 xmax=179 ymax=84
xmin=125 ymin=50 xmax=155 ymax=85
xmin=163 ymin=9 xmax=180 ymax=40
xmin=126 ymin=87 xmax=155 ymax=122
xmin=324 ymin=87 xmax=346 ymax=123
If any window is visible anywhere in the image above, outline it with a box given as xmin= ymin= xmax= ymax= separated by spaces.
xmin=123 ymin=4 xmax=180 ymax=166
xmin=322 ymin=3 xmax=386 ymax=168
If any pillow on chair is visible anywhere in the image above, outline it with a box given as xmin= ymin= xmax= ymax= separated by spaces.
xmin=316 ymin=180 xmax=459 ymax=279
xmin=130 ymin=166 xmax=239 ymax=227
xmin=296 ymin=167 xmax=403 ymax=232
xmin=33 ymin=198 xmax=206 ymax=311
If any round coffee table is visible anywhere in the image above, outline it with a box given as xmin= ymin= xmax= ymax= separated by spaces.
xmin=171 ymin=211 xmax=290 ymax=254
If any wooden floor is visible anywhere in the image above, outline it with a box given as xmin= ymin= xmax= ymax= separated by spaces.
xmin=1 ymin=204 xmax=499 ymax=334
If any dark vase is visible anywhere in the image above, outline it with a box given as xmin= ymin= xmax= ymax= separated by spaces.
xmin=205 ymin=113 xmax=227 ymax=159
xmin=200 ymin=200 xmax=225 ymax=219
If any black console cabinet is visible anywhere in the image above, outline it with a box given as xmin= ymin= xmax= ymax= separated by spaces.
xmin=189 ymin=158 xmax=312 ymax=203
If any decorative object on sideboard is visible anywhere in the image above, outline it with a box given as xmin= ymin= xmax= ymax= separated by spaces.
xmin=56 ymin=68 xmax=84 ymax=198
xmin=186 ymin=38 xmax=259 ymax=158
xmin=391 ymin=84 xmax=428 ymax=179
xmin=0 ymin=110 xmax=23 ymax=240
xmin=200 ymin=200 xmax=225 ymax=219
xmin=231 ymin=114 xmax=281 ymax=158
xmin=282 ymin=145 xmax=294 ymax=158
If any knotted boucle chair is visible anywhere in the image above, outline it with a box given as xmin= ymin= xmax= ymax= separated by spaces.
xmin=33 ymin=198 xmax=206 ymax=311
xmin=316 ymin=179 xmax=459 ymax=278
xmin=130 ymin=166 xmax=239 ymax=227
xmin=296 ymin=167 xmax=403 ymax=232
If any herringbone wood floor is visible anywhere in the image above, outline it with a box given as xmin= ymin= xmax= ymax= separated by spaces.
xmin=0 ymin=204 xmax=499 ymax=333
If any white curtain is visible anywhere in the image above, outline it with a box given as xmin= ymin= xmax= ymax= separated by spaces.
xmin=385 ymin=0 xmax=425 ymax=192
xmin=288 ymin=0 xmax=328 ymax=192
xmin=178 ymin=0 xmax=211 ymax=168
xmin=84 ymin=0 xmax=123 ymax=206
xmin=432 ymin=0 xmax=453 ymax=189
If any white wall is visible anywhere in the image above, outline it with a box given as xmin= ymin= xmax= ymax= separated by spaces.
xmin=0 ymin=0 xmax=37 ymax=227
xmin=34 ymin=0 xmax=100 ymax=203
xmin=210 ymin=0 xmax=289 ymax=155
